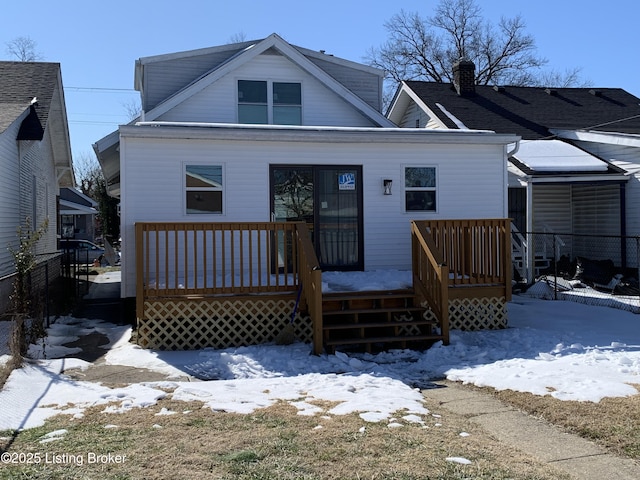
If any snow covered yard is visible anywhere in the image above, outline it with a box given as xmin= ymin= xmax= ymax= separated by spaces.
xmin=1 ymin=289 xmax=639 ymax=478
xmin=1 ymin=293 xmax=639 ymax=433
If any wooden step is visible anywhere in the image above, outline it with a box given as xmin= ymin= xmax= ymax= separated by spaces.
xmin=323 ymin=319 xmax=436 ymax=331
xmin=323 ymin=306 xmax=424 ymax=316
xmin=322 ymin=290 xmax=415 ymax=302
xmin=324 ymin=334 xmax=442 ymax=348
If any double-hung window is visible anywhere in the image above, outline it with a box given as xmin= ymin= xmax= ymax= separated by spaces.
xmin=405 ymin=166 xmax=437 ymax=212
xmin=238 ymin=80 xmax=301 ymax=125
xmin=185 ymin=165 xmax=223 ymax=214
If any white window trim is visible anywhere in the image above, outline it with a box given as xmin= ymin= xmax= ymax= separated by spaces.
xmin=237 ymin=78 xmax=303 ymax=125
xmin=403 ymin=165 xmax=438 ymax=214
xmin=183 ymin=162 xmax=226 ymax=216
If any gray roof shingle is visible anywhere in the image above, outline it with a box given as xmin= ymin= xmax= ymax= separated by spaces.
xmin=405 ymin=81 xmax=640 ymax=139
xmin=0 ymin=61 xmax=60 ymax=133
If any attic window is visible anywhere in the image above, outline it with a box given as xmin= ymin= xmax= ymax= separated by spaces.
xmin=238 ymin=80 xmax=268 ymax=124
xmin=238 ymin=80 xmax=301 ymax=125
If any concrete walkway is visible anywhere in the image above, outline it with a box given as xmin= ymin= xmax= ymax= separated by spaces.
xmin=423 ymin=381 xmax=640 ymax=480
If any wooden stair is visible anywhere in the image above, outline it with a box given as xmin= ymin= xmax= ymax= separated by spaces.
xmin=321 ymin=289 xmax=442 ymax=353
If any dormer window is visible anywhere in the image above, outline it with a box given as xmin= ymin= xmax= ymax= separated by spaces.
xmin=238 ymin=80 xmax=301 ymax=125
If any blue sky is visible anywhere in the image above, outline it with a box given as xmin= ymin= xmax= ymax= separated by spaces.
xmin=2 ymin=0 xmax=638 ymax=169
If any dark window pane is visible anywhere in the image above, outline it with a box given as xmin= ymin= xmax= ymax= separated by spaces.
xmin=273 ymin=106 xmax=301 ymax=125
xmin=272 ymin=167 xmax=313 ymax=222
xmin=186 ymin=191 xmax=223 ymax=214
xmin=273 ymin=82 xmax=301 ymax=105
xmin=405 ymin=167 xmax=436 ymax=188
xmin=186 ymin=165 xmax=222 ymax=188
xmin=238 ymin=80 xmax=267 ymax=103
xmin=238 ymin=104 xmax=268 ymax=124
xmin=405 ymin=191 xmax=436 ymax=211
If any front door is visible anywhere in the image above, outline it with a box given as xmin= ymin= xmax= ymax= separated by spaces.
xmin=271 ymin=165 xmax=363 ymax=271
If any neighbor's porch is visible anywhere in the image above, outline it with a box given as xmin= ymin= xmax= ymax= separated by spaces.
xmin=135 ymin=219 xmax=511 ymax=354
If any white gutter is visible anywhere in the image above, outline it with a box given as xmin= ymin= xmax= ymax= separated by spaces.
xmin=551 ymin=129 xmax=640 ymax=147
xmin=125 ymin=122 xmax=519 ymax=145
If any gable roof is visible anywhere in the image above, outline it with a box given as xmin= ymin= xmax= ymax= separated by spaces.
xmin=0 ymin=61 xmax=74 ymax=186
xmin=138 ymin=33 xmax=394 ymax=127
xmin=395 ymin=81 xmax=640 ymax=139
xmin=0 ymin=62 xmax=58 ymax=133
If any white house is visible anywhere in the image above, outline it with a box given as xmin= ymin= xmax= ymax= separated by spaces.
xmin=94 ymin=35 xmax=518 ymax=352
xmin=0 ymin=61 xmax=74 ymax=313
xmin=387 ymin=60 xmax=640 ymax=281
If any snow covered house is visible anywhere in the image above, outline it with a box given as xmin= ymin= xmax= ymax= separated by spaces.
xmin=94 ymin=35 xmax=518 ymax=353
xmin=0 ymin=61 xmax=74 ymax=314
xmin=387 ymin=60 xmax=640 ymax=281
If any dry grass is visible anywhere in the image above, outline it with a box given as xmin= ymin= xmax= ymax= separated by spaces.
xmin=0 ymin=395 xmax=571 ymax=479
xmin=470 ymin=384 xmax=640 ymax=460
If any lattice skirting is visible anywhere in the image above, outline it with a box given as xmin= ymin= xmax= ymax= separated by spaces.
xmin=138 ymin=297 xmax=313 ymax=350
xmin=448 ymin=296 xmax=507 ymax=330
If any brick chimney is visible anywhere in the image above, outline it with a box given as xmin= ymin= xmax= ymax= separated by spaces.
xmin=453 ymin=59 xmax=475 ymax=96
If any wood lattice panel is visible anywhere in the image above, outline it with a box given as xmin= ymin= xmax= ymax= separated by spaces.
xmin=448 ymin=296 xmax=507 ymax=330
xmin=138 ymin=297 xmax=312 ymax=350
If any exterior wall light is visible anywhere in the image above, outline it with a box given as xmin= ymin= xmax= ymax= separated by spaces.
xmin=383 ymin=179 xmax=393 ymax=195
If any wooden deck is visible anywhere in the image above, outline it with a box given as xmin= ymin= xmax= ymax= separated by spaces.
xmin=135 ymin=219 xmax=511 ymax=354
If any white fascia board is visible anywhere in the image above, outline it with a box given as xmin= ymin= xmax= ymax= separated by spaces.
xmin=144 ymin=33 xmax=395 ymax=127
xmin=551 ymin=129 xmax=640 ymax=148
xmin=59 ymin=199 xmax=98 ymax=215
xmin=528 ymin=174 xmax=629 ymax=184
xmin=122 ymin=122 xmax=519 ymax=146
xmin=93 ymin=129 xmax=120 ymax=153
xmin=386 ymin=83 xmax=449 ymax=129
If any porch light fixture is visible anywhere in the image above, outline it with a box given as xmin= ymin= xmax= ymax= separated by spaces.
xmin=383 ymin=179 xmax=393 ymax=195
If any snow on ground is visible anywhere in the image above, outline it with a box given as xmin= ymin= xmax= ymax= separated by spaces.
xmin=1 ymin=270 xmax=640 ymax=432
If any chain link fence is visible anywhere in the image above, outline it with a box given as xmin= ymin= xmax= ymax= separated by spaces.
xmin=514 ymin=232 xmax=640 ymax=313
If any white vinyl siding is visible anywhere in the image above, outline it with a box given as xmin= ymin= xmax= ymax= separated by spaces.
xmin=0 ymin=118 xmax=22 ymax=277
xmin=120 ymin=135 xmax=507 ymax=295
xmin=158 ymin=52 xmax=377 ymax=127
xmin=0 ymin=115 xmax=59 ymax=278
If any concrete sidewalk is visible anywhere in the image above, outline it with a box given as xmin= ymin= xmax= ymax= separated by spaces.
xmin=423 ymin=381 xmax=640 ymax=480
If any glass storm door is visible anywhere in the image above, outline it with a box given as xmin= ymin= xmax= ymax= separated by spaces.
xmin=271 ymin=166 xmax=363 ymax=271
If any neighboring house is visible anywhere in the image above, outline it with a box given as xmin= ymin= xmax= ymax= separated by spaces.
xmin=59 ymin=187 xmax=98 ymax=241
xmin=0 ymin=61 xmax=74 ymax=314
xmin=94 ymin=35 xmax=518 ymax=352
xmin=387 ymin=60 xmax=640 ymax=280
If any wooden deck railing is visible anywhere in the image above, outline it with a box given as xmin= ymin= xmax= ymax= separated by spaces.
xmin=414 ymin=219 xmax=512 ymax=301
xmin=294 ymin=223 xmax=323 ymax=354
xmin=411 ymin=222 xmax=450 ymax=345
xmin=135 ymin=221 xmax=323 ymax=351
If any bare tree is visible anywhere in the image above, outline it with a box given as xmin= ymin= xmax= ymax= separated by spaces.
xmin=74 ymin=152 xmax=103 ymax=196
xmin=367 ymin=0 xmax=586 ymax=93
xmin=122 ymin=98 xmax=142 ymax=121
xmin=5 ymin=36 xmax=43 ymax=61
xmin=73 ymin=152 xmax=119 ymax=243
xmin=228 ymin=32 xmax=248 ymax=43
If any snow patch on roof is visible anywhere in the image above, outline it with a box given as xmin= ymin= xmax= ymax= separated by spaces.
xmin=515 ymin=140 xmax=609 ymax=172
xmin=435 ymin=103 xmax=468 ymax=129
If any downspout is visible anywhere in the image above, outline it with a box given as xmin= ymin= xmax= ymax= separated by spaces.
xmin=506 ymin=141 xmax=526 ymax=281
xmin=505 ymin=141 xmax=520 ymax=215
xmin=620 ymin=182 xmax=627 ymax=269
